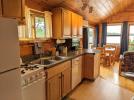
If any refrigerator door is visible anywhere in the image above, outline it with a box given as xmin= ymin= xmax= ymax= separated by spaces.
xmin=0 ymin=68 xmax=22 ymax=100
xmin=0 ymin=18 xmax=20 ymax=73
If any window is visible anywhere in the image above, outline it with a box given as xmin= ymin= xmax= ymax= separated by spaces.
xmin=35 ymin=16 xmax=45 ymax=38
xmin=88 ymin=27 xmax=94 ymax=48
xmin=30 ymin=11 xmax=46 ymax=39
xmin=128 ymin=25 xmax=134 ymax=51
xmin=106 ymin=24 xmax=122 ymax=44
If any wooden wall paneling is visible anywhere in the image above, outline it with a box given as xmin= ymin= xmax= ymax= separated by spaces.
xmin=0 ymin=0 xmax=2 ymax=16
xmin=25 ymin=0 xmax=45 ymax=11
xmin=20 ymin=43 xmax=33 ymax=57
xmin=105 ymin=4 xmax=134 ymax=23
xmin=27 ymin=0 xmax=134 ymax=25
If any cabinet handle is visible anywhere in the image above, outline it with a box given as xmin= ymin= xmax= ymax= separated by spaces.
xmin=59 ymin=75 xmax=62 ymax=99
xmin=62 ymin=74 xmax=64 ymax=97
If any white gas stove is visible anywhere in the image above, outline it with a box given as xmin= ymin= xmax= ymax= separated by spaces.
xmin=21 ymin=64 xmax=46 ymax=100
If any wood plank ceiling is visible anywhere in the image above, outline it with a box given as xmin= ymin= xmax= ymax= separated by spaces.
xmin=30 ymin=0 xmax=134 ymax=25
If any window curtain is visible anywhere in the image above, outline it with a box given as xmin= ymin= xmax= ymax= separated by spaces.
xmin=120 ymin=21 xmax=129 ymax=54
xmin=101 ymin=22 xmax=107 ymax=47
xmin=94 ymin=25 xmax=99 ymax=47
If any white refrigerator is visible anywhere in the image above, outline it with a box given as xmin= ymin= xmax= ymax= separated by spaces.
xmin=0 ymin=18 xmax=22 ymax=100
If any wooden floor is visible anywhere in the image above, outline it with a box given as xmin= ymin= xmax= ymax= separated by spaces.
xmin=68 ymin=62 xmax=134 ymax=100
xmin=68 ymin=78 xmax=134 ymax=100
xmin=100 ymin=62 xmax=134 ymax=92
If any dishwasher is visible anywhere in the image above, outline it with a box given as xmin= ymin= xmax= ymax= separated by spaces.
xmin=21 ymin=67 xmax=46 ymax=100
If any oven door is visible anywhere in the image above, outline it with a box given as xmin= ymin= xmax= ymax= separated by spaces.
xmin=22 ymin=77 xmax=46 ymax=100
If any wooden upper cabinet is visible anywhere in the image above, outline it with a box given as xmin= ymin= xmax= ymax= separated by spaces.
xmin=78 ymin=15 xmax=83 ymax=38
xmin=52 ymin=8 xmax=71 ymax=39
xmin=62 ymin=9 xmax=71 ymax=38
xmin=1 ymin=0 xmax=23 ymax=18
xmin=71 ymin=12 xmax=78 ymax=37
xmin=52 ymin=7 xmax=83 ymax=38
xmin=45 ymin=11 xmax=53 ymax=38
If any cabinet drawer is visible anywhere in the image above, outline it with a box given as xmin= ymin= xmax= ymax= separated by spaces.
xmin=47 ymin=61 xmax=71 ymax=79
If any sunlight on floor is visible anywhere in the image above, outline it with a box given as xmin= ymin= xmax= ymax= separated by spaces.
xmin=100 ymin=62 xmax=134 ymax=92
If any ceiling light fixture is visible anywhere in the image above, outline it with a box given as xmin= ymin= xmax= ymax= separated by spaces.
xmin=81 ymin=0 xmax=93 ymax=13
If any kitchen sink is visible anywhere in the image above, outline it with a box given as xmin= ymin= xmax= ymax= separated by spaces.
xmin=50 ymin=56 xmax=67 ymax=61
xmin=31 ymin=59 xmax=55 ymax=65
xmin=41 ymin=59 xmax=55 ymax=65
xmin=30 ymin=56 xmax=68 ymax=66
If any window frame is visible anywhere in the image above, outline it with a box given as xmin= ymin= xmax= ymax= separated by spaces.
xmin=106 ymin=23 xmax=123 ymax=44
xmin=30 ymin=10 xmax=46 ymax=40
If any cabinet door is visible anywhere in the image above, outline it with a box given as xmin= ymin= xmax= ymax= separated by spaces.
xmin=71 ymin=12 xmax=78 ymax=37
xmin=47 ymin=74 xmax=62 ymax=100
xmin=62 ymin=9 xmax=71 ymax=38
xmin=78 ymin=15 xmax=83 ymax=38
xmin=62 ymin=67 xmax=71 ymax=97
xmin=2 ymin=0 xmax=22 ymax=18
xmin=45 ymin=11 xmax=52 ymax=38
xmin=83 ymin=54 xmax=94 ymax=79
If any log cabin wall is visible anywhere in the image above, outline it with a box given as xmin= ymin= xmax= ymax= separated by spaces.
xmin=25 ymin=0 xmax=45 ymax=11
xmin=98 ymin=4 xmax=134 ymax=46
xmin=19 ymin=40 xmax=54 ymax=57
xmin=20 ymin=0 xmax=55 ymax=57
xmin=105 ymin=5 xmax=134 ymax=23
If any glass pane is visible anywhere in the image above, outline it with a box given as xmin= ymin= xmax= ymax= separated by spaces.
xmin=129 ymin=25 xmax=134 ymax=51
xmin=88 ymin=27 xmax=94 ymax=43
xmin=129 ymin=25 xmax=134 ymax=35
xmin=106 ymin=36 xmax=121 ymax=44
xmin=35 ymin=17 xmax=45 ymax=38
xmin=107 ymin=25 xmax=122 ymax=35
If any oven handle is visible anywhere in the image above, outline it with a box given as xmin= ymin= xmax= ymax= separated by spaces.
xmin=22 ymin=76 xmax=46 ymax=89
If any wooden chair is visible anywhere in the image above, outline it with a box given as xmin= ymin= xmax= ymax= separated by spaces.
xmin=104 ymin=45 xmax=117 ymax=66
xmin=96 ymin=47 xmax=105 ymax=65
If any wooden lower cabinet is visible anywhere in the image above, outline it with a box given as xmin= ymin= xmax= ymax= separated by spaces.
xmin=83 ymin=53 xmax=100 ymax=80
xmin=47 ymin=74 xmax=62 ymax=100
xmin=47 ymin=61 xmax=71 ymax=100
xmin=62 ymin=67 xmax=71 ymax=97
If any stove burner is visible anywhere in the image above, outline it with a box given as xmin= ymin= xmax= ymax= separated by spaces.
xmin=21 ymin=70 xmax=25 ymax=74
xmin=20 ymin=64 xmax=41 ymax=75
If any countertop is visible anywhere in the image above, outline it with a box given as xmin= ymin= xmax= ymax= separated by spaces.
xmin=37 ymin=49 xmax=100 ymax=69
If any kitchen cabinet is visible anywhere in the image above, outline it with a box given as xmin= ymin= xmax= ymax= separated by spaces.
xmin=47 ymin=74 xmax=62 ymax=100
xmin=44 ymin=11 xmax=53 ymax=38
xmin=83 ymin=53 xmax=100 ymax=80
xmin=72 ymin=56 xmax=82 ymax=89
xmin=52 ymin=7 xmax=83 ymax=38
xmin=62 ymin=67 xmax=71 ymax=97
xmin=47 ymin=61 xmax=71 ymax=99
xmin=62 ymin=9 xmax=71 ymax=38
xmin=1 ymin=0 xmax=24 ymax=19
xmin=71 ymin=12 xmax=78 ymax=37
xmin=52 ymin=8 xmax=71 ymax=38
xmin=78 ymin=15 xmax=83 ymax=38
